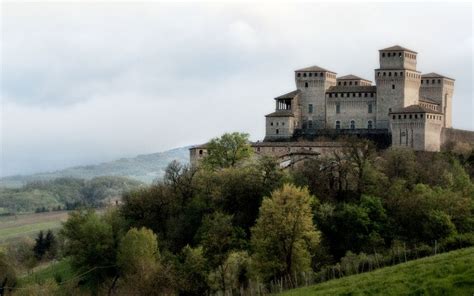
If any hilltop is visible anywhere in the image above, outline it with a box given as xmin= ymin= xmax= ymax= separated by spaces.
xmin=0 ymin=147 xmax=190 ymax=188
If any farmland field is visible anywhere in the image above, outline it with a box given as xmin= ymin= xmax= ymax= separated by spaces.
xmin=0 ymin=211 xmax=70 ymax=244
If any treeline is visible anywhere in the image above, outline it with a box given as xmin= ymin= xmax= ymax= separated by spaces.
xmin=0 ymin=176 xmax=144 ymax=213
xmin=2 ymin=133 xmax=474 ymax=295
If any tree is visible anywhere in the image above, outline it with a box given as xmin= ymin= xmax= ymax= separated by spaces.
xmin=0 ymin=252 xmax=17 ymax=296
xmin=251 ymin=184 xmax=320 ymax=283
xmin=116 ymin=227 xmax=161 ymax=295
xmin=60 ymin=210 xmax=119 ymax=293
xmin=202 ymin=132 xmax=253 ymax=169
xmin=196 ymin=212 xmax=245 ymax=292
xmin=33 ymin=231 xmax=46 ymax=260
xmin=175 ymin=245 xmax=209 ymax=295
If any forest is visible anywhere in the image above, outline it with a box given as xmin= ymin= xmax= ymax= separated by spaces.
xmin=1 ymin=132 xmax=474 ymax=295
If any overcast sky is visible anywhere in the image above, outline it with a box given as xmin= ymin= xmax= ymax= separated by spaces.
xmin=1 ymin=2 xmax=473 ymax=177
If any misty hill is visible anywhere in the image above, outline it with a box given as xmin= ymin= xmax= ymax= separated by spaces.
xmin=0 ymin=147 xmax=190 ymax=188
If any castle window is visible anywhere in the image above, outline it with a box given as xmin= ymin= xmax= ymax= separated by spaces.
xmin=341 ymin=93 xmax=344 ymax=98
xmin=271 ymin=122 xmax=273 ymax=126
xmin=364 ymin=93 xmax=368 ymax=97
xmin=336 ymin=103 xmax=341 ymax=114
xmin=378 ymin=72 xmax=381 ymax=77
xmin=276 ymin=122 xmax=279 ymax=126
xmin=320 ymin=73 xmax=323 ymax=77
xmin=199 ymin=150 xmax=203 ymax=155
xmin=368 ymin=120 xmax=373 ymax=129
xmin=404 ymin=115 xmax=407 ymax=119
xmin=368 ymin=103 xmax=373 ymax=113
xmin=336 ymin=120 xmax=341 ymax=129
xmin=308 ymin=104 xmax=313 ymax=113
xmin=329 ymin=93 xmax=333 ymax=98
xmin=359 ymin=93 xmax=362 ymax=97
xmin=438 ymin=79 xmax=441 ymax=83
xmin=432 ymin=79 xmax=435 ymax=84
xmin=409 ymin=114 xmax=412 ymax=119
xmin=297 ymin=73 xmax=301 ymax=77
xmin=309 ymin=73 xmax=312 ymax=77
xmin=350 ymin=120 xmax=355 ymax=129
xmin=392 ymin=84 xmax=395 ymax=90
xmin=399 ymin=52 xmax=402 ymax=57
xmin=400 ymin=72 xmax=403 ymax=76
xmin=426 ymin=80 xmax=429 ymax=84
xmin=415 ymin=114 xmax=418 ymax=119
xmin=382 ymin=53 xmax=385 ymax=57
xmin=305 ymin=82 xmax=308 ymax=88
xmin=344 ymin=81 xmax=347 ymax=86
xmin=371 ymin=93 xmax=374 ymax=97
xmin=303 ymin=73 xmax=307 ymax=77
xmin=389 ymin=72 xmax=392 ymax=77
xmin=338 ymin=82 xmax=341 ymax=86
xmin=394 ymin=72 xmax=398 ymax=77
xmin=276 ymin=129 xmax=279 ymax=134
xmin=308 ymin=120 xmax=313 ymax=128
xmin=349 ymin=81 xmax=353 ymax=85
xmin=383 ymin=72 xmax=386 ymax=76
xmin=421 ymin=80 xmax=423 ymax=84
xmin=398 ymin=115 xmax=401 ymax=119
xmin=257 ymin=147 xmax=260 ymax=152
xmin=282 ymin=122 xmax=285 ymax=126
xmin=392 ymin=115 xmax=396 ymax=119
xmin=335 ymin=93 xmax=338 ymax=98
xmin=355 ymin=82 xmax=358 ymax=85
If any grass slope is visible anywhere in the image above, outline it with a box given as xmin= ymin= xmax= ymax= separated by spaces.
xmin=282 ymin=247 xmax=474 ymax=296
xmin=19 ymin=258 xmax=75 ymax=287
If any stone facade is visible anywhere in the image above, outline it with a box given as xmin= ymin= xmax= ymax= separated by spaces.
xmin=189 ymin=45 xmax=472 ymax=166
xmin=264 ymin=45 xmax=456 ymax=152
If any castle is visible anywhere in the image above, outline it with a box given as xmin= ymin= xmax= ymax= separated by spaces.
xmin=190 ymin=45 xmax=474 ymax=166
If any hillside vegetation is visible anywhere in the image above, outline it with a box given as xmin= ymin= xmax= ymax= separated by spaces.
xmin=1 ymin=133 xmax=474 ymax=295
xmin=0 ymin=147 xmax=189 ymax=187
xmin=282 ymin=247 xmax=474 ymax=296
xmin=0 ymin=176 xmax=144 ymax=214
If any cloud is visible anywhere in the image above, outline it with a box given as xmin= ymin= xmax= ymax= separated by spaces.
xmin=1 ymin=2 xmax=473 ymax=176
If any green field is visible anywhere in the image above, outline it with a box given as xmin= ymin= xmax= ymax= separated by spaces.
xmin=0 ymin=211 xmax=69 ymax=244
xmin=19 ymin=258 xmax=75 ymax=286
xmin=282 ymin=247 xmax=474 ymax=296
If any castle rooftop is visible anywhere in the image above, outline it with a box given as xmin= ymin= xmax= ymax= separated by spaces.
xmin=295 ymin=65 xmax=336 ymax=73
xmin=265 ymin=110 xmax=294 ymax=117
xmin=274 ymin=90 xmax=300 ymax=100
xmin=379 ymin=45 xmax=417 ymax=53
xmin=390 ymin=104 xmax=443 ymax=114
xmin=337 ymin=74 xmax=371 ymax=82
xmin=422 ymin=72 xmax=455 ymax=81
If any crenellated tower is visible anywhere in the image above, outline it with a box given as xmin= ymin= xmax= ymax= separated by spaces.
xmin=375 ymin=45 xmax=421 ymax=129
xmin=295 ymin=66 xmax=337 ymax=129
xmin=420 ymin=73 xmax=454 ymax=128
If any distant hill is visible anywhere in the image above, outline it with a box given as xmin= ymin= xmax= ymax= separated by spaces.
xmin=0 ymin=147 xmax=190 ymax=188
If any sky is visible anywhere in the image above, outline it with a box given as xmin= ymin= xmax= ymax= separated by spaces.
xmin=1 ymin=1 xmax=473 ymax=177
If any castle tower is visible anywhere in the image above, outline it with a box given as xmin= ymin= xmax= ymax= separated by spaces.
xmin=295 ymin=66 xmax=336 ymax=129
xmin=420 ymin=73 xmax=454 ymax=128
xmin=375 ymin=45 xmax=421 ymax=129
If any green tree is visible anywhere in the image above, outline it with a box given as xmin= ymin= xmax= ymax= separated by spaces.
xmin=60 ymin=210 xmax=119 ymax=294
xmin=202 ymin=132 xmax=253 ymax=169
xmin=0 ymin=252 xmax=17 ymax=296
xmin=175 ymin=245 xmax=209 ymax=295
xmin=251 ymin=184 xmax=320 ymax=282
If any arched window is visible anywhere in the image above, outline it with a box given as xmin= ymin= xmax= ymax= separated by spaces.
xmin=297 ymin=73 xmax=301 ymax=77
xmin=199 ymin=150 xmax=203 ymax=155
xmin=276 ymin=129 xmax=279 ymax=134
xmin=303 ymin=73 xmax=307 ymax=77
xmin=336 ymin=103 xmax=341 ymax=114
xmin=350 ymin=120 xmax=355 ymax=129
xmin=336 ymin=120 xmax=341 ymax=129
xmin=368 ymin=120 xmax=373 ymax=129
xmin=305 ymin=82 xmax=308 ymax=88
